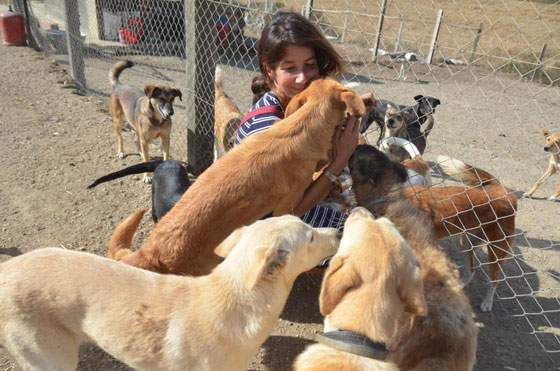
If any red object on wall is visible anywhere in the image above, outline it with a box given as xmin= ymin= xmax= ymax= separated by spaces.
xmin=216 ymin=17 xmax=231 ymax=46
xmin=117 ymin=16 xmax=144 ymax=45
xmin=0 ymin=9 xmax=27 ymax=46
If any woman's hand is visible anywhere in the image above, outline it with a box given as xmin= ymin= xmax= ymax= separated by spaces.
xmin=329 ymin=114 xmax=360 ymax=175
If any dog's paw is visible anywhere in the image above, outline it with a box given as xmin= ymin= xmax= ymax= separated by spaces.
xmin=117 ymin=152 xmax=125 ymax=159
xmin=480 ymin=300 xmax=493 ymax=312
xmin=548 ymin=195 xmax=559 ymax=202
xmin=522 ymin=192 xmax=532 ymax=198
xmin=143 ymin=176 xmax=153 ymax=184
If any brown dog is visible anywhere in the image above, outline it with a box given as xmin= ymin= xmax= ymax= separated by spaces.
xmin=0 ymin=215 xmax=339 ymax=371
xmin=294 ymin=207 xmax=427 ymax=371
xmin=214 ymin=65 xmax=243 ymax=160
xmin=108 ymin=76 xmax=366 ymax=276
xmin=405 ymin=155 xmax=518 ymax=312
xmin=348 ymin=145 xmax=478 ymax=370
xmin=109 ymin=60 xmax=182 ymax=183
xmin=523 ymin=130 xmax=560 ymax=201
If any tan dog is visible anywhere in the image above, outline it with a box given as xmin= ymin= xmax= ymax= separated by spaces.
xmin=214 ymin=65 xmax=243 ymax=160
xmin=523 ymin=130 xmax=560 ymax=201
xmin=109 ymin=60 xmax=182 ymax=183
xmin=0 ymin=214 xmax=339 ymax=371
xmin=405 ymin=155 xmax=518 ymax=312
xmin=108 ymin=76 xmax=366 ymax=276
xmin=380 ymin=104 xmax=412 ymax=162
xmin=294 ymin=207 xmax=427 ymax=371
xmin=348 ymin=145 xmax=478 ymax=370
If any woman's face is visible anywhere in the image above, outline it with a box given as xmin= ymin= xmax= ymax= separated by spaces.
xmin=265 ymin=45 xmax=319 ymax=106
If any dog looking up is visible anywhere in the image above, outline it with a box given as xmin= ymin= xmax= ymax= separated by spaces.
xmin=108 ymin=76 xmax=366 ymax=276
xmin=214 ymin=65 xmax=243 ymax=160
xmin=109 ymin=60 xmax=182 ymax=183
xmin=523 ymin=130 xmax=560 ymax=201
xmin=294 ymin=207 xmax=427 ymax=371
xmin=0 ymin=215 xmax=339 ymax=371
xmin=348 ymin=145 xmax=478 ymax=369
xmin=87 ymin=160 xmax=191 ymax=223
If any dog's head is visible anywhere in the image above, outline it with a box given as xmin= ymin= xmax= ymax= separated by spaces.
xmin=413 ymin=95 xmax=440 ymax=122
xmin=144 ymin=85 xmax=183 ymax=121
xmin=319 ymin=207 xmax=426 ymax=343
xmin=384 ymin=104 xmax=410 ymax=135
xmin=214 ymin=215 xmax=339 ymax=290
xmin=285 ymin=76 xmax=366 ymax=120
xmin=348 ymin=145 xmax=408 ymax=202
xmin=541 ymin=130 xmax=560 ymax=154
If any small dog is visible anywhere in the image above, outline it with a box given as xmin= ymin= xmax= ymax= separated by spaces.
xmin=108 ymin=76 xmax=366 ymax=276
xmin=360 ymin=95 xmax=440 ymax=154
xmin=348 ymin=145 xmax=478 ymax=369
xmin=523 ymin=130 xmax=560 ymax=201
xmin=87 ymin=160 xmax=191 ymax=223
xmin=109 ymin=60 xmax=182 ymax=183
xmin=405 ymin=155 xmax=518 ymax=312
xmin=294 ymin=207 xmax=427 ymax=371
xmin=0 ymin=215 xmax=339 ymax=371
xmin=214 ymin=65 xmax=243 ymax=160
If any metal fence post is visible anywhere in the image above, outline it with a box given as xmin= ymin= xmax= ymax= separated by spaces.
xmin=393 ymin=16 xmax=404 ymax=53
xmin=63 ymin=0 xmax=85 ymax=89
xmin=531 ymin=43 xmax=547 ymax=82
xmin=185 ymin=0 xmax=217 ymax=175
xmin=372 ymin=0 xmax=388 ymax=60
xmin=469 ymin=22 xmax=483 ymax=64
xmin=427 ymin=9 xmax=443 ymax=64
xmin=303 ymin=0 xmax=314 ymax=19
xmin=340 ymin=11 xmax=349 ymax=43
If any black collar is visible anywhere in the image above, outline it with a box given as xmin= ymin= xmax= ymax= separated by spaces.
xmin=317 ymin=330 xmax=387 ymax=359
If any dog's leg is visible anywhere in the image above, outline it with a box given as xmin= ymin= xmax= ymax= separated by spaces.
xmin=482 ymin=235 xmax=515 ymax=312
xmin=113 ymin=114 xmax=126 ymax=159
xmin=459 ymin=234 xmax=476 ymax=286
xmin=523 ymin=161 xmax=557 ymax=198
xmin=139 ymin=137 xmax=152 ymax=183
xmin=161 ymin=133 xmax=171 ymax=161
xmin=548 ymin=184 xmax=560 ymax=201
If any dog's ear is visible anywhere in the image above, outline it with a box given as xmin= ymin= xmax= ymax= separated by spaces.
xmin=541 ymin=130 xmax=550 ymax=136
xmin=341 ymin=91 xmax=366 ymax=117
xmin=171 ymin=88 xmax=182 ymax=101
xmin=244 ymin=241 xmax=290 ymax=291
xmin=319 ymin=255 xmax=361 ymax=315
xmin=398 ymin=262 xmax=427 ymax=316
xmin=214 ymin=226 xmax=247 ymax=258
xmin=413 ymin=95 xmax=424 ymax=102
xmin=144 ymin=85 xmax=162 ymax=99
xmin=285 ymin=93 xmax=308 ymax=117
xmin=393 ymin=162 xmax=408 ymax=184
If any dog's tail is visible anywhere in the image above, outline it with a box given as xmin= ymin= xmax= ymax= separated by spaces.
xmin=436 ymin=155 xmax=501 ymax=187
xmin=109 ymin=60 xmax=134 ymax=88
xmin=87 ymin=160 xmax=163 ymax=189
xmin=215 ymin=65 xmax=224 ymax=92
xmin=108 ymin=209 xmax=145 ymax=260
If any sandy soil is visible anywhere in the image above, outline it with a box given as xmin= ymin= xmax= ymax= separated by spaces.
xmin=0 ymin=36 xmax=559 ymax=370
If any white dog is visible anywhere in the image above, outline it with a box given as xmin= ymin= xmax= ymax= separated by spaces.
xmin=0 ymin=215 xmax=339 ymax=371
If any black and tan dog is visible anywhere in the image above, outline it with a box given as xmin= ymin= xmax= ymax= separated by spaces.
xmin=360 ymin=95 xmax=440 ymax=154
xmin=109 ymin=60 xmax=182 ymax=183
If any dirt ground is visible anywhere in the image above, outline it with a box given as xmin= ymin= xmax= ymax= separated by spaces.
xmin=0 ymin=34 xmax=559 ymax=371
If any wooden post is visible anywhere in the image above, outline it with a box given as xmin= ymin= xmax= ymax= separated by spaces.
xmin=304 ymin=0 xmax=314 ymax=19
xmin=469 ymin=22 xmax=483 ymax=64
xmin=531 ymin=43 xmax=547 ymax=82
xmin=393 ymin=16 xmax=404 ymax=53
xmin=63 ymin=0 xmax=86 ymax=90
xmin=185 ymin=0 xmax=217 ymax=175
xmin=427 ymin=9 xmax=443 ymax=65
xmin=340 ymin=11 xmax=349 ymax=43
xmin=372 ymin=0 xmax=388 ymax=60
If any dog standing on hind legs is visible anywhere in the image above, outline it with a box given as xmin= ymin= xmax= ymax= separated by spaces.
xmin=109 ymin=60 xmax=182 ymax=183
xmin=523 ymin=130 xmax=560 ymax=201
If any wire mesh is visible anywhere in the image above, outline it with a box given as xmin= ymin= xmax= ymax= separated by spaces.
xmin=17 ymin=0 xmax=560 ymax=368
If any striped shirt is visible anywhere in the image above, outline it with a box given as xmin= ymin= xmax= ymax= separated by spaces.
xmin=235 ymin=91 xmax=348 ymax=231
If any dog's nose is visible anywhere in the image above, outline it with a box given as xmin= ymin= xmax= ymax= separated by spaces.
xmin=387 ymin=118 xmax=394 ymax=126
xmin=168 ymin=109 xmax=174 ymax=116
xmin=544 ymin=147 xmax=549 ymax=151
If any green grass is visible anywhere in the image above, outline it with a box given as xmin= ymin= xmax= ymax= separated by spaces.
xmin=501 ymin=53 xmax=560 ymax=87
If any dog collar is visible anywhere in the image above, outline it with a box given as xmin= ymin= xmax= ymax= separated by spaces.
xmin=316 ymin=330 xmax=387 ymax=360
xmin=361 ymin=197 xmax=395 ymax=210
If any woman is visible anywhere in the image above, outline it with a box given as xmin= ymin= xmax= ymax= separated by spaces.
xmin=236 ymin=11 xmax=375 ymax=231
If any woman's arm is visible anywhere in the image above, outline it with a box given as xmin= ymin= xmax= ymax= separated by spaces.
xmin=292 ymin=114 xmax=360 ymax=217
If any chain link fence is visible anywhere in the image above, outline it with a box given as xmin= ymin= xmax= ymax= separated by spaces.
xmin=11 ymin=0 xmax=560 ymax=368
